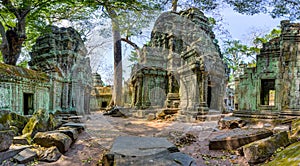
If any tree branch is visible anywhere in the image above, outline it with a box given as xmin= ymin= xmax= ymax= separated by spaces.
xmin=121 ymin=38 xmax=140 ymax=51
xmin=2 ymin=0 xmax=20 ymax=19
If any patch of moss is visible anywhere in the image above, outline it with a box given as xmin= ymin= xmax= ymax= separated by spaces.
xmin=264 ymin=141 xmax=300 ymax=165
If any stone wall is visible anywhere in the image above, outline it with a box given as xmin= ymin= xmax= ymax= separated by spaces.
xmin=90 ymin=73 xmax=112 ymax=110
xmin=0 ymin=63 xmax=50 ymax=115
xmin=235 ymin=20 xmax=300 ymax=116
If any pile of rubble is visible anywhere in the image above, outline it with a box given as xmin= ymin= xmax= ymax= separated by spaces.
xmin=0 ymin=109 xmax=86 ymax=165
xmin=209 ymin=116 xmax=300 ymax=165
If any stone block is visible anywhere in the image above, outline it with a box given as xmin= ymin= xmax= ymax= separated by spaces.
xmin=209 ymin=128 xmax=273 ymax=150
xmin=57 ymin=127 xmax=78 ymax=142
xmin=0 ymin=130 xmax=14 ymax=152
xmin=147 ymin=113 xmax=156 ymax=121
xmin=243 ymin=131 xmax=290 ymax=164
xmin=36 ymin=146 xmax=62 ymax=162
xmin=103 ymin=136 xmax=196 ymax=166
xmin=218 ymin=116 xmax=246 ymax=129
xmin=33 ymin=131 xmax=72 ymax=153
xmin=61 ymin=122 xmax=86 ymax=133
xmin=0 ymin=145 xmax=29 ymax=163
xmin=13 ymin=148 xmax=37 ymax=164
xmin=13 ymin=136 xmax=30 ymax=145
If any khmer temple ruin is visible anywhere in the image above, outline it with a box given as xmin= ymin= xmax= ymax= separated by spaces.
xmin=129 ymin=8 xmax=228 ymax=121
xmin=235 ymin=20 xmax=300 ymax=117
xmin=90 ymin=73 xmax=112 ymax=111
xmin=0 ymin=26 xmax=92 ymax=115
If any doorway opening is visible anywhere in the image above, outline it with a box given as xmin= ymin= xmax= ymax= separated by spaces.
xmin=23 ymin=93 xmax=34 ymax=115
xmin=260 ymin=79 xmax=275 ymax=106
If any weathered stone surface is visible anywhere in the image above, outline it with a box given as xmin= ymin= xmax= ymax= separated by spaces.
xmin=22 ymin=109 xmax=49 ymax=137
xmin=13 ymin=148 xmax=37 ymax=164
xmin=13 ymin=136 xmax=30 ymax=145
xmin=36 ymin=146 xmax=62 ymax=162
xmin=33 ymin=132 xmax=72 ymax=153
xmin=209 ymin=128 xmax=273 ymax=150
xmin=243 ymin=131 xmax=290 ymax=164
xmin=57 ymin=127 xmax=78 ymax=141
xmin=264 ymin=141 xmax=300 ymax=165
xmin=61 ymin=122 xmax=86 ymax=133
xmin=0 ymin=145 xmax=29 ymax=163
xmin=103 ymin=136 xmax=196 ymax=166
xmin=218 ymin=116 xmax=246 ymax=129
xmin=47 ymin=113 xmax=62 ymax=131
xmin=291 ymin=118 xmax=300 ymax=138
xmin=0 ymin=130 xmax=14 ymax=152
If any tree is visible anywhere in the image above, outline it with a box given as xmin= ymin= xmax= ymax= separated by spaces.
xmin=82 ymin=0 xmax=161 ymax=106
xmin=224 ymin=0 xmax=300 ymax=20
xmin=0 ymin=0 xmax=92 ymax=65
xmin=223 ymin=40 xmax=254 ymax=80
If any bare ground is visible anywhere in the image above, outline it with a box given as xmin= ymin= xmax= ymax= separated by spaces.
xmin=37 ymin=111 xmax=249 ymax=166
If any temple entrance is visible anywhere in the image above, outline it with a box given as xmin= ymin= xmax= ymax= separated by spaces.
xmin=260 ymin=79 xmax=275 ymax=106
xmin=102 ymin=101 xmax=108 ymax=108
xmin=23 ymin=93 xmax=34 ymax=115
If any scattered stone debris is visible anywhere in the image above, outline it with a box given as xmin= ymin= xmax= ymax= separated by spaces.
xmin=209 ymin=128 xmax=273 ymax=150
xmin=0 ymin=130 xmax=14 ymax=152
xmin=103 ymin=136 xmax=196 ymax=166
xmin=218 ymin=116 xmax=246 ymax=129
xmin=174 ymin=133 xmax=197 ymax=147
xmin=103 ymin=107 xmax=127 ymax=117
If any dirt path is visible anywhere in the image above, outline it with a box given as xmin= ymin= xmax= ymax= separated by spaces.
xmin=38 ymin=111 xmax=247 ymax=166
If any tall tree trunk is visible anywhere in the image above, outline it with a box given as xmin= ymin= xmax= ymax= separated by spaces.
xmin=172 ymin=0 xmax=178 ymax=12
xmin=0 ymin=1 xmax=27 ymax=66
xmin=108 ymin=9 xmax=123 ymax=106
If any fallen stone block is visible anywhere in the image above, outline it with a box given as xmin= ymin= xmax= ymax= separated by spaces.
xmin=103 ymin=136 xmax=196 ymax=166
xmin=209 ymin=128 xmax=273 ymax=150
xmin=264 ymin=141 xmax=300 ymax=165
xmin=36 ymin=146 xmax=62 ymax=162
xmin=13 ymin=148 xmax=37 ymax=164
xmin=243 ymin=131 xmax=290 ymax=164
xmin=147 ymin=113 xmax=156 ymax=121
xmin=218 ymin=116 xmax=246 ymax=129
xmin=0 ymin=130 xmax=14 ymax=152
xmin=57 ymin=127 xmax=78 ymax=142
xmin=0 ymin=145 xmax=30 ymax=163
xmin=33 ymin=131 xmax=72 ymax=153
xmin=61 ymin=122 xmax=86 ymax=133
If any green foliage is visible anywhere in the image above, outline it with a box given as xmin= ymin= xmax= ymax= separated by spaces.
xmin=224 ymin=0 xmax=300 ymax=20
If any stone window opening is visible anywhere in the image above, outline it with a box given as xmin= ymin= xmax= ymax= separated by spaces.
xmin=260 ymin=79 xmax=275 ymax=106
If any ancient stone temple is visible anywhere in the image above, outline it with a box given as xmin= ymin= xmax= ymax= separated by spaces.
xmin=0 ymin=26 xmax=92 ymax=115
xmin=130 ymin=8 xmax=228 ymax=120
xmin=90 ymin=73 xmax=112 ymax=111
xmin=235 ymin=20 xmax=300 ymax=117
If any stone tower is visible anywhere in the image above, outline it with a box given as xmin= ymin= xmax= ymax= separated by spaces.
xmin=29 ymin=26 xmax=92 ymax=114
